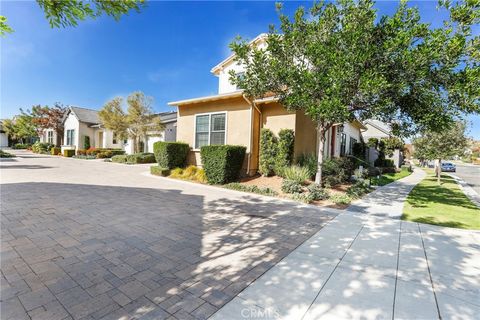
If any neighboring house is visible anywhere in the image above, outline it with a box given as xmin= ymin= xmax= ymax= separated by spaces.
xmin=61 ymin=106 xmax=177 ymax=154
xmin=0 ymin=120 xmax=9 ymax=147
xmin=169 ymin=34 xmax=366 ymax=175
xmin=362 ymin=119 xmax=403 ymax=167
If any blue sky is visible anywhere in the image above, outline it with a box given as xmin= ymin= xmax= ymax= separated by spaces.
xmin=1 ymin=0 xmax=479 ymax=139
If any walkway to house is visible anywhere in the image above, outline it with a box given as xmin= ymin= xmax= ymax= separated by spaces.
xmin=212 ymin=169 xmax=480 ymax=320
xmin=347 ymin=168 xmax=426 ymax=218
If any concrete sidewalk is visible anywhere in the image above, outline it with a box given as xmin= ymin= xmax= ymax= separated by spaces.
xmin=211 ymin=169 xmax=480 ymax=320
xmin=347 ymin=168 xmax=426 ymax=218
xmin=211 ymin=213 xmax=480 ymax=320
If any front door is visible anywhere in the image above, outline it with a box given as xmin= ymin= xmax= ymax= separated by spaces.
xmin=98 ymin=132 xmax=104 ymax=148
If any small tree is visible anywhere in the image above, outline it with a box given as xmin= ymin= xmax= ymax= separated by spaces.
xmin=99 ymin=91 xmax=164 ymax=153
xmin=229 ymin=0 xmax=479 ymax=184
xmin=31 ymin=103 xmax=66 ymax=146
xmin=413 ymin=122 xmax=468 ymax=184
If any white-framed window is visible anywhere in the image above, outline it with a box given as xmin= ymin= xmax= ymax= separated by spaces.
xmin=47 ymin=131 xmax=53 ymax=144
xmin=112 ymin=133 xmax=117 ymax=144
xmin=195 ymin=112 xmax=227 ymax=149
xmin=66 ymin=129 xmax=75 ymax=146
xmin=235 ymin=72 xmax=245 ymax=90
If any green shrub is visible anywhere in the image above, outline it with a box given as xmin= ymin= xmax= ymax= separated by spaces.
xmin=401 ymin=164 xmax=413 ymax=172
xmin=126 ymin=153 xmax=156 ymax=164
xmin=96 ymin=149 xmax=125 ymax=159
xmin=84 ymin=136 xmax=90 ymax=150
xmin=366 ymin=138 xmax=379 ymax=148
xmin=153 ymin=141 xmax=190 ymax=169
xmin=306 ymin=184 xmax=329 ymax=200
xmin=281 ymin=179 xmax=303 ymax=194
xmin=282 ymin=165 xmax=310 ymax=184
xmin=296 ymin=153 xmax=317 ymax=179
xmin=32 ymin=142 xmax=53 ymax=154
xmin=291 ymin=192 xmax=315 ymax=204
xmin=112 ymin=155 xmax=127 ymax=163
xmin=51 ymin=147 xmax=61 ymax=155
xmin=330 ymin=194 xmax=351 ymax=205
xmin=323 ymin=157 xmax=355 ymax=187
xmin=150 ymin=166 xmax=170 ymax=176
xmin=368 ymin=167 xmax=381 ymax=177
xmin=223 ymin=183 xmax=278 ymax=197
xmin=374 ymin=158 xmax=395 ymax=167
xmin=259 ymin=128 xmax=277 ymax=176
xmin=200 ymin=145 xmax=246 ymax=184
xmin=72 ymin=155 xmax=96 ymax=160
xmin=63 ymin=149 xmax=75 ymax=157
xmin=352 ymin=142 xmax=366 ymax=159
xmin=346 ymin=180 xmax=371 ymax=199
xmin=13 ymin=143 xmax=29 ymax=149
xmin=275 ymin=129 xmax=295 ymax=175
xmin=0 ymin=150 xmax=15 ymax=158
xmin=380 ymin=166 xmax=397 ymax=174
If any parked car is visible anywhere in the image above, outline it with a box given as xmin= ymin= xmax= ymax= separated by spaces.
xmin=441 ymin=162 xmax=456 ymax=172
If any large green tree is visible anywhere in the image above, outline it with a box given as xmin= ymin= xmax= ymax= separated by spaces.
xmin=99 ymin=91 xmax=164 ymax=153
xmin=413 ymin=122 xmax=468 ymax=183
xmin=1 ymin=0 xmax=145 ymax=36
xmin=230 ymin=0 xmax=479 ymax=184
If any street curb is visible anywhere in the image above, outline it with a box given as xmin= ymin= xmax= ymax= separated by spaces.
xmin=447 ymin=173 xmax=480 ymax=208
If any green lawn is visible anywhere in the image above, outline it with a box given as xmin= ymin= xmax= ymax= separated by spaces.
xmin=372 ymin=169 xmax=411 ymax=186
xmin=402 ymin=170 xmax=480 ymax=229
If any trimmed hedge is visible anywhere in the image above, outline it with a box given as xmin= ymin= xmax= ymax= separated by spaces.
xmin=112 ymin=155 xmax=127 ymax=163
xmin=126 ymin=153 xmax=156 ymax=164
xmin=150 ymin=165 xmax=170 ymax=176
xmin=96 ymin=149 xmax=125 ymax=159
xmin=374 ymin=158 xmax=395 ymax=167
xmin=12 ymin=143 xmax=30 ymax=149
xmin=200 ymin=145 xmax=246 ymax=184
xmin=63 ymin=149 xmax=75 ymax=157
xmin=153 ymin=141 xmax=190 ymax=169
xmin=259 ymin=128 xmax=277 ymax=176
xmin=51 ymin=147 xmax=61 ymax=155
xmin=275 ymin=129 xmax=295 ymax=175
xmin=32 ymin=142 xmax=54 ymax=154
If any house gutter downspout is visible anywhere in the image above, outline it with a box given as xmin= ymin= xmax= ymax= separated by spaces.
xmin=242 ymin=94 xmax=262 ymax=175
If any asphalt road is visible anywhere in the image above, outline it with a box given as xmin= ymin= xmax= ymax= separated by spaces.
xmin=454 ymin=163 xmax=480 ymax=195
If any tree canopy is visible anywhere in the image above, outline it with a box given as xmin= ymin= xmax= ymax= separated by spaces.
xmin=229 ymin=0 xmax=479 ymax=183
xmin=99 ymin=91 xmax=164 ymax=153
xmin=1 ymin=0 xmax=145 ymax=36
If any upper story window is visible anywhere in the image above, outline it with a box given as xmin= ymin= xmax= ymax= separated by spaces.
xmin=195 ymin=112 xmax=226 ymax=149
xmin=113 ymin=133 xmax=117 ymax=144
xmin=235 ymin=72 xmax=245 ymax=90
xmin=47 ymin=131 xmax=53 ymax=144
xmin=66 ymin=129 xmax=75 ymax=146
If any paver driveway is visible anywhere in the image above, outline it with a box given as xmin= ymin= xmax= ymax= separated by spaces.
xmin=0 ymin=151 xmax=336 ymax=320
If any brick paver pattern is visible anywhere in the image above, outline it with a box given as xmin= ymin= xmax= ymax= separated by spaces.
xmin=0 ymin=151 xmax=336 ymax=320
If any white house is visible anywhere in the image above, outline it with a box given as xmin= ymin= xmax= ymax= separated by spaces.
xmin=60 ymin=106 xmax=177 ymax=154
xmin=362 ymin=119 xmax=403 ymax=167
xmin=0 ymin=120 xmax=9 ymax=147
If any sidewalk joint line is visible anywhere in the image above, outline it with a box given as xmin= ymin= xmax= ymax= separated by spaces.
xmin=391 ymin=220 xmax=402 ymax=320
xmin=301 ymin=224 xmax=365 ymax=320
xmin=417 ymin=223 xmax=442 ymax=320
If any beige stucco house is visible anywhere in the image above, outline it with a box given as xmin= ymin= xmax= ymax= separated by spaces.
xmin=169 ymin=34 xmax=366 ymax=175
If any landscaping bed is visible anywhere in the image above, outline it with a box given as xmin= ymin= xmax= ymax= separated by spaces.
xmin=402 ymin=169 xmax=480 ymax=229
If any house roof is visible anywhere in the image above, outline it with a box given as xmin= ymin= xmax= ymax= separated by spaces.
xmin=69 ymin=106 xmax=101 ymax=124
xmin=364 ymin=119 xmax=392 ymax=135
xmin=157 ymin=111 xmax=177 ymax=123
xmin=210 ymin=33 xmax=268 ymax=75
xmin=168 ymin=91 xmax=244 ymax=106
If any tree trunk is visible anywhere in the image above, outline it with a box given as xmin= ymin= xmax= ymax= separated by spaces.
xmin=314 ymin=125 xmax=327 ymax=185
xmin=436 ymin=158 xmax=442 ymax=184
